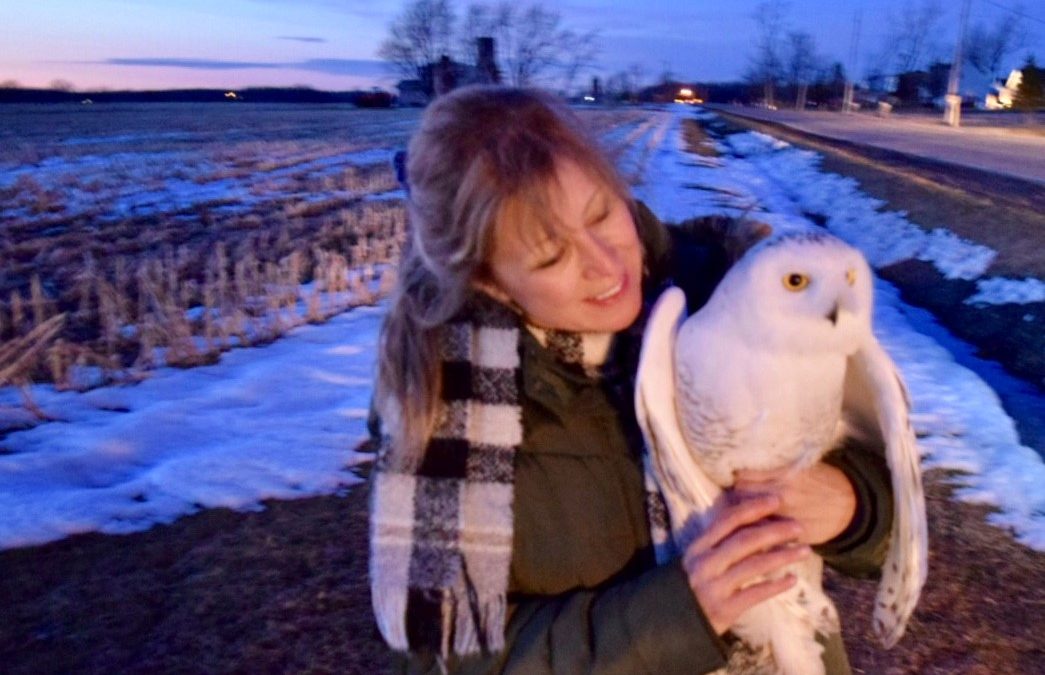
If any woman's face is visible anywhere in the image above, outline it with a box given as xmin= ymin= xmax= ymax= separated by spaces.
xmin=480 ymin=159 xmax=644 ymax=333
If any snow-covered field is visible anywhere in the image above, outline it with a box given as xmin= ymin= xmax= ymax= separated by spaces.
xmin=1 ymin=105 xmax=1042 ymax=552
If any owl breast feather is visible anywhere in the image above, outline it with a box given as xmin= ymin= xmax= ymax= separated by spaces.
xmin=675 ymin=347 xmax=847 ymax=486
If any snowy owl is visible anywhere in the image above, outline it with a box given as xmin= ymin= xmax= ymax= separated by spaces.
xmin=635 ymin=229 xmax=927 ymax=675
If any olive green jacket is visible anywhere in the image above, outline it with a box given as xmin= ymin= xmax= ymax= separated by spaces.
xmin=387 ymin=213 xmax=894 ymax=674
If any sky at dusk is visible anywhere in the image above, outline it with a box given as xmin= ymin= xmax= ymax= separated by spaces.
xmin=1 ymin=0 xmax=1043 ymax=93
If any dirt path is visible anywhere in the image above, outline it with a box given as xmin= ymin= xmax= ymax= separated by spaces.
xmin=1 ymin=461 xmax=1041 ymax=674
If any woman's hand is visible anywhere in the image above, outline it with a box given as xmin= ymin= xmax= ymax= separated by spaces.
xmin=733 ymin=462 xmax=858 ymax=546
xmin=681 ymin=494 xmax=811 ymax=636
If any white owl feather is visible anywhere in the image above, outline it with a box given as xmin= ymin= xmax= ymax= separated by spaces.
xmin=635 ymin=229 xmax=928 ymax=675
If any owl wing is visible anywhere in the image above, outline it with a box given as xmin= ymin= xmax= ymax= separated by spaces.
xmin=843 ymin=338 xmax=928 ymax=648
xmin=636 ymin=286 xmax=722 ymax=540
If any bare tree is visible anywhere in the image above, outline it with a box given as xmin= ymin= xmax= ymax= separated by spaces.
xmin=627 ymin=62 xmax=647 ymax=94
xmin=785 ymin=30 xmax=819 ymax=109
xmin=490 ymin=3 xmax=565 ymax=87
xmin=885 ymin=0 xmax=946 ymax=74
xmin=748 ymin=0 xmax=790 ymax=107
xmin=378 ymin=0 xmax=455 ymax=93
xmin=965 ymin=8 xmax=1030 ymax=78
xmin=657 ymin=62 xmax=675 ymax=85
xmin=456 ymin=3 xmax=496 ymax=63
xmin=463 ymin=2 xmax=595 ymax=90
xmin=557 ymin=29 xmax=600 ymax=96
xmin=604 ymin=70 xmax=633 ymax=102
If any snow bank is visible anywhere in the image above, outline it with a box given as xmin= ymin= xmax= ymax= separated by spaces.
xmin=0 ymin=306 xmax=383 ymax=549
xmin=966 ymin=277 xmax=1045 ymax=306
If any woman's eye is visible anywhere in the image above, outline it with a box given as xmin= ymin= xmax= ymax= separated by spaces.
xmin=534 ymin=248 xmax=565 ymax=270
xmin=588 ymin=208 xmax=610 ymax=226
xmin=782 ymin=272 xmax=810 ymax=291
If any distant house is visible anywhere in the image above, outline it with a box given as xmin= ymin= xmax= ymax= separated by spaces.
xmin=892 ymin=63 xmax=1013 ymax=109
xmin=353 ymin=90 xmax=395 ymax=108
xmin=396 ymin=80 xmax=428 ymax=107
xmin=984 ymin=69 xmax=1023 ymax=110
xmin=395 ymin=37 xmax=501 ymax=106
xmin=638 ymin=81 xmax=704 ymax=104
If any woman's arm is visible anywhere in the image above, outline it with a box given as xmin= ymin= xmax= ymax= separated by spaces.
xmin=815 ymin=443 xmax=894 ymax=577
xmin=403 ymin=561 xmax=727 ymax=675
xmin=403 ymin=495 xmax=814 ymax=675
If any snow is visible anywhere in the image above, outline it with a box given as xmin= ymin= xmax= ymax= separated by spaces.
xmin=966 ymin=277 xmax=1045 ymax=306
xmin=1 ymin=105 xmax=1042 ymax=552
xmin=0 ymin=307 xmax=382 ymax=549
xmin=724 ymin=130 xmax=790 ymax=155
xmin=0 ymin=144 xmax=400 ymax=223
xmin=872 ymin=283 xmax=1045 ymax=549
xmin=709 ymin=131 xmax=999 ymax=280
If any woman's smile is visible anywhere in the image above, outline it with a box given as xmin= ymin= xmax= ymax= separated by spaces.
xmin=587 ymin=275 xmax=627 ymax=304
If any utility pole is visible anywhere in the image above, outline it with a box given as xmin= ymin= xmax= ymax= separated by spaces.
xmin=944 ymin=0 xmax=972 ymax=127
xmin=843 ymin=9 xmax=862 ymax=114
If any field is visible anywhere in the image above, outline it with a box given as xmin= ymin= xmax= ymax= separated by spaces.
xmin=2 ymin=102 xmax=1043 ymax=673
xmin=0 ymin=105 xmax=415 ymax=403
xmin=0 ymin=104 xmax=657 ymax=409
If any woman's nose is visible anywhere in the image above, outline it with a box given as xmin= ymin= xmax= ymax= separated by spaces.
xmin=577 ymin=231 xmax=616 ymax=278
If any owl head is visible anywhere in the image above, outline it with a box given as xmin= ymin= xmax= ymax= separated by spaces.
xmin=711 ymin=230 xmax=874 ymax=354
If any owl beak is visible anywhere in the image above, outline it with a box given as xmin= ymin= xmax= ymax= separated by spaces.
xmin=825 ymin=303 xmax=839 ymax=326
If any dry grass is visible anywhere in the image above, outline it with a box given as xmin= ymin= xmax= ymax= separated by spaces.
xmin=681 ymin=118 xmax=722 ymax=157
xmin=0 ymin=201 xmax=404 ymax=396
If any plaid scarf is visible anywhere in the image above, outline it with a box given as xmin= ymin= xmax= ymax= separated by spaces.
xmin=369 ymin=291 xmax=673 ymax=659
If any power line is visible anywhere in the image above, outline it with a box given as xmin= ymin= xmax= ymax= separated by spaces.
xmin=977 ymin=0 xmax=1045 ymax=27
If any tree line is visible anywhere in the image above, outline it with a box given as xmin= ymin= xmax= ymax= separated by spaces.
xmin=747 ymin=0 xmax=1040 ymax=109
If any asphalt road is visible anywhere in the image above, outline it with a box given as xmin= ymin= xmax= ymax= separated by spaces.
xmin=705 ymin=104 xmax=1045 ymax=186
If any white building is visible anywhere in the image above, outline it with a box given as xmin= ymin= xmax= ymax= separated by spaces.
xmin=984 ymin=69 xmax=1023 ymax=110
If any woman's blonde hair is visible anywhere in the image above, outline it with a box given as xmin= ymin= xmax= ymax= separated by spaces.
xmin=376 ymin=85 xmax=636 ymax=458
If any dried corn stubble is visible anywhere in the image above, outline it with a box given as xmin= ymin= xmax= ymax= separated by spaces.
xmin=4 ymin=163 xmax=406 ymax=402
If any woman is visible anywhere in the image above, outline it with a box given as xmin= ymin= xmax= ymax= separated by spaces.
xmin=369 ymin=86 xmax=892 ymax=673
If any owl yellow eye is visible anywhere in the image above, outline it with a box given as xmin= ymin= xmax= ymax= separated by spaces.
xmin=846 ymin=269 xmax=857 ymax=286
xmin=782 ymin=273 xmax=810 ymax=292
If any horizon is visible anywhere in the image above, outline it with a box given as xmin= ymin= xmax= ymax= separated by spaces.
xmin=2 ymin=1 xmax=1043 ymax=94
